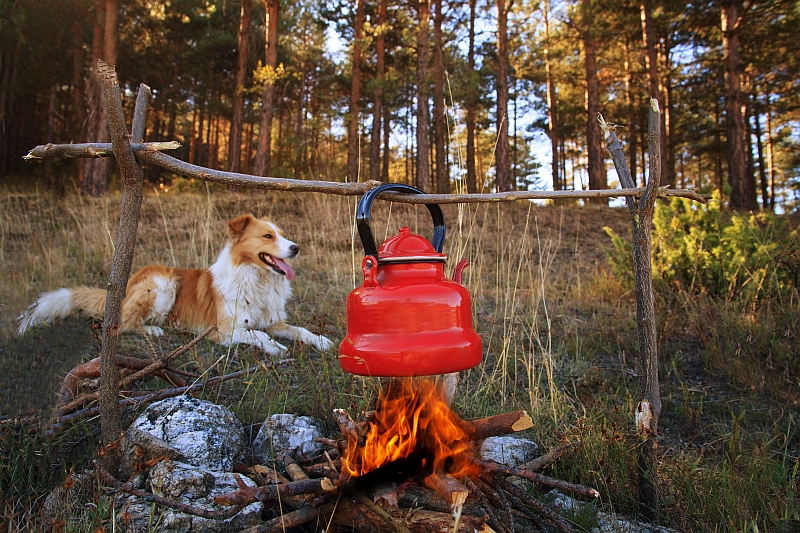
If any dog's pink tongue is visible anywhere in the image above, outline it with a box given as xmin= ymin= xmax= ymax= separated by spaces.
xmin=274 ymin=257 xmax=295 ymax=281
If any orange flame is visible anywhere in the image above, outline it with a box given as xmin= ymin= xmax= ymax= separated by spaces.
xmin=342 ymin=378 xmax=477 ymax=479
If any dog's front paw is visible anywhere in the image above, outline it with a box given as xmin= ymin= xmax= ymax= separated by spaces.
xmin=313 ymin=335 xmax=334 ymax=351
xmin=142 ymin=325 xmax=165 ymax=337
xmin=262 ymin=339 xmax=288 ymax=356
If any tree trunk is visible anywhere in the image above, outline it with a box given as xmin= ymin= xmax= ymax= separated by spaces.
xmin=432 ymin=0 xmax=447 ymax=194
xmin=662 ymin=35 xmax=675 ymax=188
xmin=416 ymin=0 xmax=431 ymax=192
xmin=254 ymin=0 xmax=279 ymax=177
xmin=83 ymin=0 xmax=109 ymax=196
xmin=347 ymin=0 xmax=365 ymax=182
xmin=383 ymin=94 xmax=390 ymax=181
xmin=370 ymin=0 xmax=387 ymax=182
xmin=721 ymin=0 xmax=754 ymax=210
xmin=495 ymin=0 xmax=512 ymax=192
xmin=465 ymin=0 xmax=478 ymax=193
xmin=582 ymin=3 xmax=606 ymax=202
xmin=752 ymin=95 xmax=770 ymax=210
xmin=765 ymin=97 xmax=775 ymax=211
xmin=543 ymin=0 xmax=559 ymax=191
xmin=624 ymin=43 xmax=638 ymax=185
xmin=71 ymin=18 xmax=87 ymax=144
xmin=640 ymin=0 xmax=676 ymax=188
xmin=228 ymin=0 xmax=252 ymax=174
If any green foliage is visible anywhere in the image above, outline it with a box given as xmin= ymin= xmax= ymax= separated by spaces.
xmin=604 ymin=194 xmax=800 ymax=303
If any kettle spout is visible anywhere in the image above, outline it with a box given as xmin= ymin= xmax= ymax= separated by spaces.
xmin=452 ymin=258 xmax=469 ymax=285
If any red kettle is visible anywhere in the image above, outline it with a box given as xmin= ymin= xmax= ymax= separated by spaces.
xmin=339 ymin=183 xmax=483 ymax=377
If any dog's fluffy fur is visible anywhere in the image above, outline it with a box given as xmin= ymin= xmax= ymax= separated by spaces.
xmin=17 ymin=214 xmax=333 ymax=355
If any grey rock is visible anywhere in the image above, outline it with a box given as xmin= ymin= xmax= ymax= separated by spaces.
xmin=479 ymin=435 xmax=539 ymax=466
xmin=120 ymin=426 xmax=184 ymax=482
xmin=542 ymin=490 xmax=679 ymax=533
xmin=115 ymin=460 xmax=262 ymax=533
xmin=252 ymin=413 xmax=324 ymax=462
xmin=131 ymin=397 xmax=245 ymax=472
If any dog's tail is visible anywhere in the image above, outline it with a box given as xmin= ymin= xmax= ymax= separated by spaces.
xmin=17 ymin=287 xmax=107 ymax=336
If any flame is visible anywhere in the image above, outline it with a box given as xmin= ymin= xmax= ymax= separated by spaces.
xmin=342 ymin=378 xmax=477 ymax=480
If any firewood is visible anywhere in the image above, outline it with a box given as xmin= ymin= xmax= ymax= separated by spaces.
xmin=465 ymin=410 xmax=533 ymax=440
xmin=214 ymin=477 xmax=336 ymax=507
xmin=98 ymin=466 xmax=242 ymax=519
xmin=479 ymin=460 xmax=600 ymax=500
xmin=342 ymin=483 xmax=414 ymax=533
xmin=404 ymin=509 xmax=495 ymax=533
xmin=237 ymin=503 xmax=335 ymax=533
xmin=396 ymin=483 xmax=484 ymax=516
xmin=424 ymin=473 xmax=470 ymax=533
xmin=523 ymin=441 xmax=580 ymax=472
xmin=333 ymin=408 xmax=367 ymax=445
xmin=499 ymin=477 xmax=579 ymax=533
xmin=424 ymin=473 xmax=469 ymax=510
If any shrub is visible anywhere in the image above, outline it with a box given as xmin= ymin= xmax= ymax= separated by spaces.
xmin=603 ymin=193 xmax=800 ymax=303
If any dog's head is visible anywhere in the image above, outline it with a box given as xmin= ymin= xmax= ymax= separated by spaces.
xmin=227 ymin=214 xmax=298 ymax=280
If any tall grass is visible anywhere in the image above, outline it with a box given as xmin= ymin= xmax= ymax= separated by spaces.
xmin=1 ymin=187 xmax=798 ymax=531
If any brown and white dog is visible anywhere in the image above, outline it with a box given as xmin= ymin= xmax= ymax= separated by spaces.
xmin=16 ymin=214 xmax=333 ymax=355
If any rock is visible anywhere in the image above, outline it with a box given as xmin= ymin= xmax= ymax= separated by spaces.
xmin=41 ymin=469 xmax=95 ymax=521
xmin=479 ymin=435 xmax=539 ymax=466
xmin=116 ymin=460 xmax=262 ymax=533
xmin=542 ymin=490 xmax=679 ymax=533
xmin=252 ymin=413 xmax=324 ymax=462
xmin=120 ymin=426 xmax=185 ymax=483
xmin=131 ymin=397 xmax=245 ymax=472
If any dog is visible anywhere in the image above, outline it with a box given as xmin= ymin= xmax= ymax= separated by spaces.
xmin=17 ymin=214 xmax=333 ymax=355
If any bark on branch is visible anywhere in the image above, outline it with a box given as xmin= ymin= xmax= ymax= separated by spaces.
xmin=24 ymin=139 xmax=709 ymax=203
xmin=96 ymin=61 xmax=146 ymax=476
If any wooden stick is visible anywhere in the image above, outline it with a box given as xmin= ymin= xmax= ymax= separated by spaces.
xmin=342 ymin=483 xmax=413 ymax=533
xmin=130 ymin=83 xmax=151 ymax=143
xmin=333 ymin=408 xmax=367 ymax=445
xmin=522 ymin=442 xmax=580 ymax=472
xmin=478 ymin=460 xmax=600 ymax=500
xmin=96 ymin=60 xmax=146 ymax=476
xmin=404 ymin=509 xmax=494 ymax=533
xmin=120 ymin=326 xmax=216 ymax=388
xmin=464 ymin=476 xmax=506 ymax=533
xmin=98 ymin=466 xmax=243 ymax=519
xmin=466 ymin=410 xmax=533 ymax=440
xmin=214 ymin=477 xmax=336 ymax=507
xmin=237 ymin=503 xmax=335 ymax=533
xmin=45 ymin=365 xmax=269 ymax=438
xmin=23 ymin=141 xmax=182 ymax=162
xmin=424 ymin=473 xmax=469 ymax=510
xmin=499 ymin=478 xmax=578 ymax=533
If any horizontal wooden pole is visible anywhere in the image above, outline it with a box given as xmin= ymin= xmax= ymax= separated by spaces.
xmin=24 ymin=141 xmax=711 ymax=204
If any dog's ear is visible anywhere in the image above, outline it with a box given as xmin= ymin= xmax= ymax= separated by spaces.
xmin=227 ymin=214 xmax=254 ymax=241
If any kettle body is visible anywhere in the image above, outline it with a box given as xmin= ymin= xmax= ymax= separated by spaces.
xmin=339 ymin=184 xmax=482 ymax=377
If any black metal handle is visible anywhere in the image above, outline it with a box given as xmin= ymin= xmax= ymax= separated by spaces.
xmin=356 ymin=183 xmax=446 ymax=258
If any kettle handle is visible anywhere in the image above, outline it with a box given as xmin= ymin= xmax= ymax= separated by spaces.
xmin=356 ymin=183 xmax=446 ymax=258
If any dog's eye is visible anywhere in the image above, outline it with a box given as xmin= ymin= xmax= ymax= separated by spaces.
xmin=263 ymin=234 xmax=273 ymax=240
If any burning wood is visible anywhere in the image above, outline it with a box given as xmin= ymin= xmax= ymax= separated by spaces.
xmin=109 ymin=377 xmax=595 ymax=532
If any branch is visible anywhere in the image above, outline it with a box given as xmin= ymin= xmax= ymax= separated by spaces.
xmin=130 ymin=84 xmax=152 ymax=143
xmin=478 ymin=460 xmax=600 ymax=500
xmin=640 ymin=98 xmax=663 ymax=214
xmin=44 ymin=364 xmax=283 ymax=438
xmin=24 ymin=141 xmax=181 ymax=161
xmin=97 ymin=59 xmax=145 ymax=475
xmin=599 ymin=113 xmax=637 ymax=213
xmin=98 ymin=466 xmax=244 ymax=519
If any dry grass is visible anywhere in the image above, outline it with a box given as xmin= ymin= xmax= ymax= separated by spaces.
xmin=1 ymin=187 xmax=798 ymax=532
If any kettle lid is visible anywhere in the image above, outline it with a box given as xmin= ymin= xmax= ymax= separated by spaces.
xmin=379 ymin=226 xmax=448 ymax=264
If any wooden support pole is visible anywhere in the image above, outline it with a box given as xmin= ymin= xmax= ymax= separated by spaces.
xmin=601 ymin=99 xmax=662 ymax=520
xmin=96 ymin=61 xmax=146 ymax=476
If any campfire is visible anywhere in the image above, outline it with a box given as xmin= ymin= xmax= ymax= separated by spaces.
xmin=208 ymin=377 xmax=598 ymax=533
xmin=340 ymin=378 xmax=477 ymax=480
